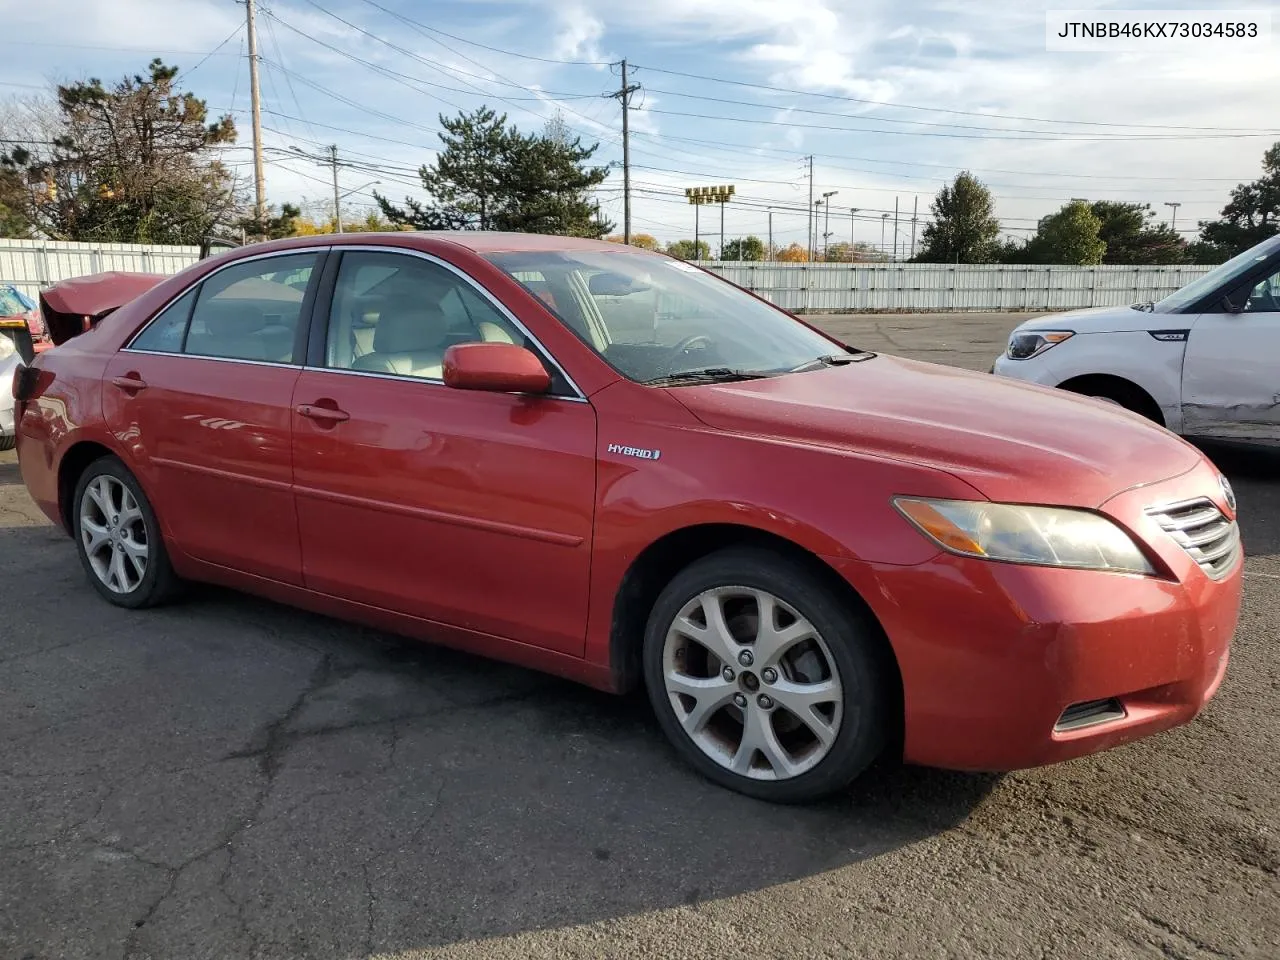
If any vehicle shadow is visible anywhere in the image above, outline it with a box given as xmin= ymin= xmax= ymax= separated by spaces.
xmin=0 ymin=522 xmax=1000 ymax=959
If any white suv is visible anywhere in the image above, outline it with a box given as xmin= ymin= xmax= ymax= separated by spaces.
xmin=993 ymin=234 xmax=1280 ymax=444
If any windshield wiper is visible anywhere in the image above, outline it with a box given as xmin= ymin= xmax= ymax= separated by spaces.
xmin=643 ymin=367 xmax=772 ymax=386
xmin=789 ymin=351 xmax=877 ymax=372
xmin=1131 ymin=300 xmax=1155 ymax=312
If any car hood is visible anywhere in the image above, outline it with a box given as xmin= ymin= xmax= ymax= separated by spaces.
xmin=670 ymin=355 xmax=1203 ymax=507
xmin=1013 ymin=302 xmax=1177 ymax=335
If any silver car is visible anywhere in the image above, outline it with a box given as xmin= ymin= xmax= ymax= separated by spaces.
xmin=0 ymin=333 xmax=19 ymax=450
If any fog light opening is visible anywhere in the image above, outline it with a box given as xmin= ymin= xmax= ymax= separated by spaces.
xmin=1054 ymin=697 xmax=1126 ymax=733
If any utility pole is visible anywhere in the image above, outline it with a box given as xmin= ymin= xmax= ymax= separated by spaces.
xmin=1165 ymin=201 xmax=1181 ymax=232
xmin=850 ymin=208 xmax=858 ymax=255
xmin=611 ymin=60 xmax=641 ymax=244
xmin=245 ymin=0 xmax=266 ymax=234
xmin=881 ymin=213 xmax=889 ymax=255
xmin=694 ymin=202 xmax=700 ymax=259
xmin=910 ymin=196 xmax=918 ymax=259
xmin=893 ymin=197 xmax=900 ymax=261
xmin=768 ymin=209 xmax=773 ymax=261
xmin=330 ymin=144 xmax=342 ymax=233
xmin=806 ymin=155 xmax=815 ymax=261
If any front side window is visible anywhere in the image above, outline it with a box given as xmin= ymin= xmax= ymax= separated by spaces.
xmin=1241 ymin=266 xmax=1280 ymax=313
xmin=183 ymin=253 xmax=319 ymax=363
xmin=1155 ymin=235 xmax=1280 ymax=313
xmin=484 ymin=250 xmax=844 ymax=384
xmin=324 ymin=251 xmax=527 ymax=381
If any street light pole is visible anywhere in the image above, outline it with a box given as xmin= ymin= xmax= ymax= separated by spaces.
xmin=1165 ymin=201 xmax=1181 ymax=232
xmin=821 ymin=190 xmax=837 ymax=260
xmin=768 ymin=209 xmax=773 ymax=261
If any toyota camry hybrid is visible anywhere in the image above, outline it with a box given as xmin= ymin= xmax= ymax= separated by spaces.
xmin=10 ymin=232 xmax=1241 ymax=802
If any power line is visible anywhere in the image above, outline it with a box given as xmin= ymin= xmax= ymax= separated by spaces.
xmin=642 ymin=107 xmax=1280 ymax=142
xmin=353 ymin=0 xmax=611 ymax=66
xmin=638 ymin=86 xmax=1280 ymax=138
xmin=626 ymin=130 xmax=1255 ymax=183
xmin=630 ymin=63 xmax=1280 ymax=134
xmin=175 ymin=23 xmax=244 ymax=82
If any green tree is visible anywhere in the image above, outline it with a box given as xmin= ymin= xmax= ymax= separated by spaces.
xmin=915 ymin=171 xmax=1001 ymax=263
xmin=1024 ymin=200 xmax=1107 ymax=264
xmin=1090 ymin=201 xmax=1185 ymax=264
xmin=721 ymin=235 xmax=764 ymax=261
xmin=1197 ymin=142 xmax=1280 ymax=256
xmin=665 ymin=239 xmax=710 ymax=260
xmin=377 ymin=105 xmax=613 ymax=237
xmin=0 ymin=59 xmax=238 ymax=243
xmin=823 ymin=241 xmax=884 ymax=262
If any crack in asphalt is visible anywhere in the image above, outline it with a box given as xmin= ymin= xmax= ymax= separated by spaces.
xmin=1136 ymin=909 xmax=1234 ymax=959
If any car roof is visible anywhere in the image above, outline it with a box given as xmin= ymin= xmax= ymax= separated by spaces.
xmin=233 ymin=231 xmax=653 ymax=257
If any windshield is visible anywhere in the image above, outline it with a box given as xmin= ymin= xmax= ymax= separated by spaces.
xmin=483 ymin=250 xmax=847 ymax=384
xmin=1153 ymin=234 xmax=1280 ymax=313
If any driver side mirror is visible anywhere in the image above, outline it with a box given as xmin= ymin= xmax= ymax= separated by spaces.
xmin=442 ymin=342 xmax=552 ymax=394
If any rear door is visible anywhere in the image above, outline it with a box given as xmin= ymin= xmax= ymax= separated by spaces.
xmin=1181 ymin=263 xmax=1280 ymax=441
xmin=102 ymin=250 xmax=325 ymax=584
xmin=289 ymin=248 xmax=597 ymax=656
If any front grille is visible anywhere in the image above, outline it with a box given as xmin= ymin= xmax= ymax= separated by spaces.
xmin=1145 ymin=497 xmax=1240 ymax=580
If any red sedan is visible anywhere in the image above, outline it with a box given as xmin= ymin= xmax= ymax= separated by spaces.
xmin=11 ymin=233 xmax=1241 ymax=802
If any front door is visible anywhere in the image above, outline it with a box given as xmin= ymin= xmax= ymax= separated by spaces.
xmin=1181 ymin=263 xmax=1280 ymax=442
xmin=103 ymin=250 xmax=324 ymax=584
xmin=290 ymin=249 xmax=597 ymax=656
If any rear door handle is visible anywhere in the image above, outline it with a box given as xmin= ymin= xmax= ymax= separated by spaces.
xmin=110 ymin=375 xmax=148 ymax=392
xmin=295 ymin=403 xmax=350 ymax=423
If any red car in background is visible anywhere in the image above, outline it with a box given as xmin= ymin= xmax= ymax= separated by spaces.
xmin=10 ymin=232 xmax=1241 ymax=802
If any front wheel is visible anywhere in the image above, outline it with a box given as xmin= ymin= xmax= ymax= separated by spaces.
xmin=642 ymin=547 xmax=892 ymax=803
xmin=72 ymin=456 xmax=181 ymax=608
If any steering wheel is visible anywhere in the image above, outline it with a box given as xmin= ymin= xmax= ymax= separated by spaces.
xmin=670 ymin=333 xmax=714 ymax=356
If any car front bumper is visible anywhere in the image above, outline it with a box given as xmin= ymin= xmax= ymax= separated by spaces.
xmin=833 ymin=457 xmax=1241 ymax=772
xmin=991 ymin=351 xmax=1060 ymax=385
xmin=0 ymin=352 xmax=18 ymax=441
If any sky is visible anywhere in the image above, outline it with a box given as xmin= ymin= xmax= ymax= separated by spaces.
xmin=0 ymin=0 xmax=1277 ymax=255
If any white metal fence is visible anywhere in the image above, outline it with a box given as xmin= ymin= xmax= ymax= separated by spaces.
xmin=0 ymin=239 xmax=1215 ymax=314
xmin=0 ymin=239 xmax=200 ymax=302
xmin=695 ymin=261 xmax=1214 ymax=312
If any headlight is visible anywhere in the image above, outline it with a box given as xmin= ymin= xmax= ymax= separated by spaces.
xmin=1007 ymin=330 xmax=1073 ymax=360
xmin=893 ymin=497 xmax=1155 ymax=575
xmin=0 ymin=334 xmax=15 ymax=360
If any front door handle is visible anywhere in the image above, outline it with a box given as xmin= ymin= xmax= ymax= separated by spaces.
xmin=295 ymin=403 xmax=350 ymax=424
xmin=110 ymin=375 xmax=148 ymax=392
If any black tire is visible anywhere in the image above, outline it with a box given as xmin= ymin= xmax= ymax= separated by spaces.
xmin=0 ymin=434 xmax=14 ymax=452
xmin=1062 ymin=378 xmax=1163 ymax=425
xmin=642 ymin=546 xmax=891 ymax=803
xmin=71 ymin=455 xmax=182 ymax=609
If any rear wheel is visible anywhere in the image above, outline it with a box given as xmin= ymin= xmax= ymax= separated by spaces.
xmin=0 ymin=435 xmax=14 ymax=452
xmin=642 ymin=547 xmax=891 ymax=803
xmin=72 ymin=456 xmax=181 ymax=609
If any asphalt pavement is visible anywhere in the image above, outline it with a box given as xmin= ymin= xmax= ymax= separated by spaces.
xmin=2 ymin=312 xmax=1277 ymax=960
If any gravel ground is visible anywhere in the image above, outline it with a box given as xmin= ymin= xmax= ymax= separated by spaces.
xmin=1 ymin=312 xmax=1276 ymax=960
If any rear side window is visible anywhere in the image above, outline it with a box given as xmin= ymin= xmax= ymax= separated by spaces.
xmin=131 ymin=288 xmax=197 ymax=353
xmin=184 ymin=253 xmax=319 ymax=363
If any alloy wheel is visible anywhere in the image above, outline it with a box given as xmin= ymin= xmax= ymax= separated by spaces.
xmin=661 ymin=586 xmax=844 ymax=781
xmin=79 ymin=475 xmax=149 ymax=594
